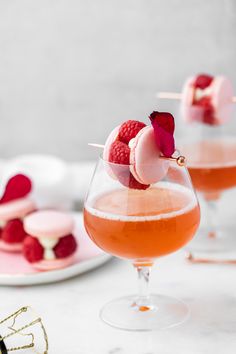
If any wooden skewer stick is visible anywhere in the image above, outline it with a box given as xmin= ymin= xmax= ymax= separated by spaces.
xmin=88 ymin=143 xmax=104 ymax=149
xmin=157 ymin=92 xmax=183 ymax=100
xmin=157 ymin=92 xmax=236 ymax=103
xmin=88 ymin=143 xmax=186 ymax=166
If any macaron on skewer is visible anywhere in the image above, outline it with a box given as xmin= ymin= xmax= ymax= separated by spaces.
xmin=89 ymin=143 xmax=186 ymax=167
xmin=89 ymin=112 xmax=186 ymax=190
xmin=23 ymin=210 xmax=77 ymax=270
xmin=157 ymin=74 xmax=235 ymax=125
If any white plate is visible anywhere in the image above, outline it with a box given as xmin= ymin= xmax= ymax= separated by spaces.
xmin=0 ymin=213 xmax=111 ymax=286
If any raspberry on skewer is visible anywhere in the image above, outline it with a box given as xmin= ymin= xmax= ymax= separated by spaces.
xmin=157 ymin=74 xmax=235 ymax=125
xmin=89 ymin=113 xmax=184 ymax=189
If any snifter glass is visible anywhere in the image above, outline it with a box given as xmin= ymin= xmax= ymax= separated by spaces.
xmin=84 ymin=157 xmax=200 ymax=331
xmin=179 ymin=109 xmax=236 ymax=263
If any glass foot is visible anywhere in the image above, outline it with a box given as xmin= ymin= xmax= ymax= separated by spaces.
xmin=186 ymin=228 xmax=236 ymax=263
xmin=100 ymin=294 xmax=189 ymax=331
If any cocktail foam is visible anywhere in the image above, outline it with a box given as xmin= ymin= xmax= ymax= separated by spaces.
xmin=85 ymin=182 xmax=197 ymax=222
xmin=182 ymin=137 xmax=236 ymax=169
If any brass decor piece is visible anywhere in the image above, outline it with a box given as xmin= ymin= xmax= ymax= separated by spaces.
xmin=0 ymin=307 xmax=48 ymax=353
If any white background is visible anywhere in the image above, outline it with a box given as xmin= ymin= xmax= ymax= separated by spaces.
xmin=0 ymin=0 xmax=236 ymax=160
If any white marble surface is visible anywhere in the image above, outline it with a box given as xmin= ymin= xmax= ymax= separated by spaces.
xmin=1 ymin=191 xmax=236 ymax=353
xmin=1 ymin=251 xmax=236 ymax=353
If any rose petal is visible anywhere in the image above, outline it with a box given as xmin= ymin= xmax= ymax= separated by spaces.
xmin=149 ymin=111 xmax=175 ymax=158
xmin=149 ymin=111 xmax=175 ymax=134
xmin=0 ymin=174 xmax=32 ymax=204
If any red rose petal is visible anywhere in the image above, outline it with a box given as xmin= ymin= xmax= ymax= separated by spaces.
xmin=0 ymin=174 xmax=32 ymax=204
xmin=149 ymin=111 xmax=175 ymax=158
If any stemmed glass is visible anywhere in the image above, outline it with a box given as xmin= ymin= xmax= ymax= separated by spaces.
xmin=180 ymin=121 xmax=236 ymax=263
xmin=83 ymin=157 xmax=200 ymax=331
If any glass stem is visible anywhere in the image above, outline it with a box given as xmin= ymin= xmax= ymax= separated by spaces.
xmin=205 ymin=198 xmax=218 ymax=238
xmin=135 ymin=265 xmax=152 ymax=310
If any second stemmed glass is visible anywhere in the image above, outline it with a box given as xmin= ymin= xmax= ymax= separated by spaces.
xmin=180 ymin=123 xmax=236 ymax=263
xmin=84 ymin=157 xmax=200 ymax=331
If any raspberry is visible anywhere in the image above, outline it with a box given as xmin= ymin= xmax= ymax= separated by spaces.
xmin=118 ymin=120 xmax=146 ymax=144
xmin=54 ymin=234 xmax=77 ymax=259
xmin=23 ymin=236 xmax=44 ymax=263
xmin=2 ymin=219 xmax=26 ymax=243
xmin=117 ymin=170 xmax=150 ymax=190
xmin=194 ymin=74 xmax=213 ymax=90
xmin=196 ymin=96 xmax=216 ymax=125
xmin=109 ymin=141 xmax=130 ymax=165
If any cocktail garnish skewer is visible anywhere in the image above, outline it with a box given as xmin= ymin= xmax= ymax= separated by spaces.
xmin=88 ymin=143 xmax=186 ymax=166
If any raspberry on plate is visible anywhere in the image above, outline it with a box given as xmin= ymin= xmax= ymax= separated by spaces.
xmin=54 ymin=234 xmax=77 ymax=259
xmin=23 ymin=235 xmax=44 ymax=263
xmin=1 ymin=219 xmax=26 ymax=244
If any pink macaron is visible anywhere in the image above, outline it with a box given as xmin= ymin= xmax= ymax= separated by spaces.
xmin=181 ymin=75 xmax=234 ymax=125
xmin=23 ymin=210 xmax=77 ymax=270
xmin=129 ymin=126 xmax=169 ymax=184
xmin=103 ymin=125 xmax=120 ymax=180
xmin=0 ymin=198 xmax=35 ymax=252
xmin=103 ymin=121 xmax=169 ymax=187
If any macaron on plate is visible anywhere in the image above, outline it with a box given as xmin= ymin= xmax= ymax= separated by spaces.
xmin=0 ymin=212 xmax=111 ymax=286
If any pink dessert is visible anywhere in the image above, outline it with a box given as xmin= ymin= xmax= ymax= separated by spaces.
xmin=0 ymin=174 xmax=35 ymax=252
xmin=23 ymin=210 xmax=78 ymax=271
xmin=181 ymin=74 xmax=234 ymax=125
xmin=102 ymin=113 xmax=176 ymax=188
xmin=129 ymin=126 xmax=169 ymax=184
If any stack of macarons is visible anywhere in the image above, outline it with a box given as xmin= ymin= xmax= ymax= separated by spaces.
xmin=102 ymin=112 xmax=175 ymax=189
xmin=181 ymin=74 xmax=234 ymax=125
xmin=0 ymin=174 xmax=78 ymax=271
xmin=23 ymin=210 xmax=77 ymax=270
xmin=0 ymin=174 xmax=35 ymax=252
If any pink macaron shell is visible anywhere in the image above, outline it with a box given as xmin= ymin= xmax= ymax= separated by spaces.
xmin=103 ymin=125 xmax=121 ymax=180
xmin=0 ymin=239 xmax=22 ymax=252
xmin=103 ymin=126 xmax=120 ymax=161
xmin=130 ymin=126 xmax=169 ymax=185
xmin=211 ymin=76 xmax=234 ymax=124
xmin=0 ymin=198 xmax=35 ymax=222
xmin=181 ymin=76 xmax=196 ymax=123
xmin=24 ymin=210 xmax=74 ymax=239
xmin=182 ymin=105 xmax=207 ymax=124
xmin=31 ymin=254 xmax=75 ymax=271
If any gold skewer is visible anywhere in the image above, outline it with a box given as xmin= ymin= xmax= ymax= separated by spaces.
xmin=157 ymin=92 xmax=236 ymax=103
xmin=88 ymin=143 xmax=186 ymax=166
